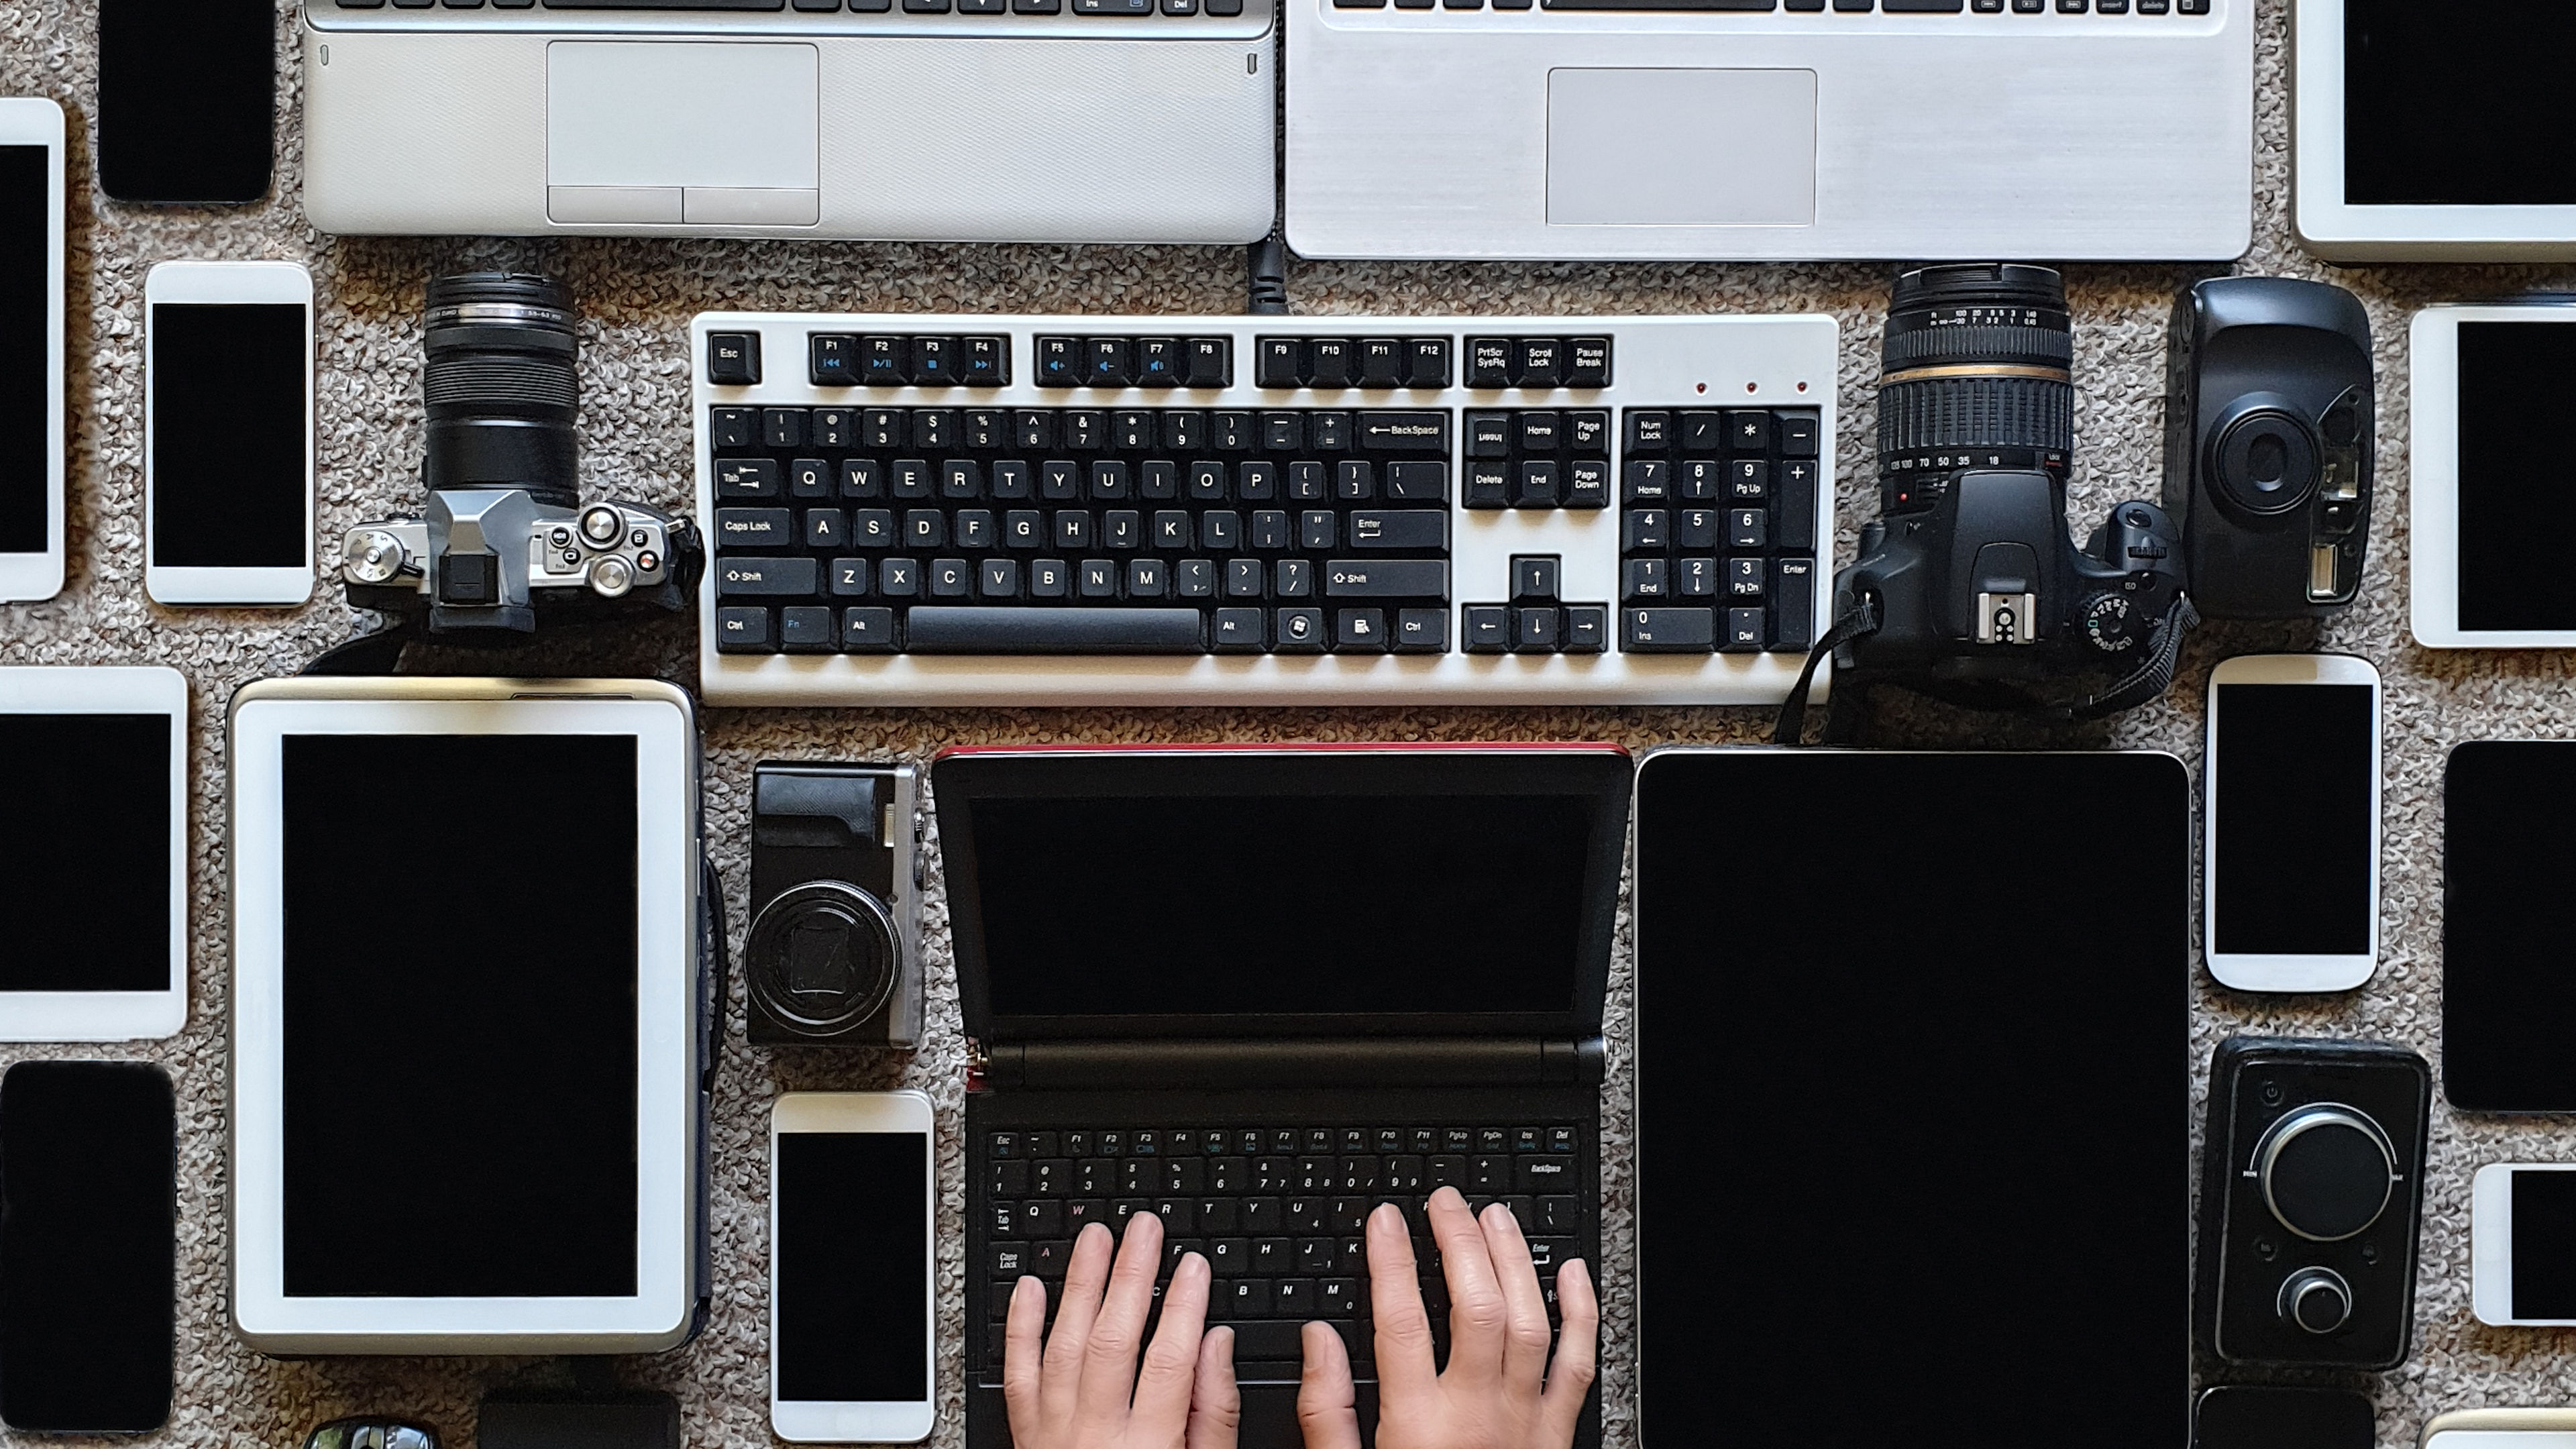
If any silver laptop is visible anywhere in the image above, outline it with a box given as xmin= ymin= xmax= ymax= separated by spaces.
xmin=1284 ymin=0 xmax=2252 ymax=261
xmin=302 ymin=2 xmax=1276 ymax=244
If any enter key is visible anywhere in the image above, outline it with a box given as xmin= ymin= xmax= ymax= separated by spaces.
xmin=1344 ymin=511 xmax=1449 ymax=550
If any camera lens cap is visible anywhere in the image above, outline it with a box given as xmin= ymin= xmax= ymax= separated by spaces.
xmin=2212 ymin=402 xmax=2321 ymax=517
xmin=746 ymin=880 xmax=900 ymax=1033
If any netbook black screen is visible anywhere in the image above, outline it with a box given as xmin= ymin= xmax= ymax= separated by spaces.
xmin=944 ymin=751 xmax=1626 ymax=1033
xmin=1634 ymin=750 xmax=2189 ymax=1448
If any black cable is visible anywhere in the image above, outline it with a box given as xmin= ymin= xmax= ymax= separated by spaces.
xmin=1246 ymin=230 xmax=1289 ymax=316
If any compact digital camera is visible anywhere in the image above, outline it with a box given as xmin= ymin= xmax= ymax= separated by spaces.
xmin=1833 ymin=264 xmax=2191 ymax=703
xmin=745 ymin=762 xmax=923 ymax=1049
xmin=2163 ymin=276 xmax=2375 ymax=619
xmin=2196 ymin=1036 xmax=2430 ymax=1371
xmin=340 ymin=272 xmax=703 ymax=639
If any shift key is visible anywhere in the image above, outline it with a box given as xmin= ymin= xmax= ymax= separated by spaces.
xmin=1324 ymin=559 xmax=1449 ymax=599
xmin=1356 ymin=411 xmax=1450 ymax=451
xmin=1345 ymin=511 xmax=1448 ymax=549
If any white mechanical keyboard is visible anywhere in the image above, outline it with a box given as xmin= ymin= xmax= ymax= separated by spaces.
xmin=691 ymin=313 xmax=1837 ymax=706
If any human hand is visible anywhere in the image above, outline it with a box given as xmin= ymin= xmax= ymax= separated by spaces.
xmin=1295 ymin=1186 xmax=1598 ymax=1449
xmin=1004 ymin=1213 xmax=1241 ymax=1449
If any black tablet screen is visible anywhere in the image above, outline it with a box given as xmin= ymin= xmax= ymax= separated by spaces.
xmin=0 ymin=1062 xmax=173 ymax=1433
xmin=2346 ymin=0 xmax=2576 ymax=205
xmin=0 ymin=712 xmax=170 ymax=992
xmin=776 ymin=1132 xmax=927 ymax=1403
xmin=278 ymin=733 xmax=639 ymax=1297
xmin=2455 ymin=323 xmax=2576 ymax=633
xmin=0 ymin=145 xmax=46 ymax=557
xmin=1634 ymin=751 xmax=2190 ymax=1447
xmin=2443 ymin=741 xmax=2576 ymax=1111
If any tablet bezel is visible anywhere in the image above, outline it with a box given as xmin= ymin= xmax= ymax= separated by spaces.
xmin=228 ymin=682 xmax=699 ymax=1354
xmin=0 ymin=666 xmax=186 ymax=1042
xmin=2408 ymin=305 xmax=2576 ymax=647
xmin=2295 ymin=0 xmax=2576 ymax=260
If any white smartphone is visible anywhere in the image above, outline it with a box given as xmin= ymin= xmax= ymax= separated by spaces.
xmin=2473 ymin=1164 xmax=2576 ymax=1327
xmin=0 ymin=99 xmax=64 ymax=604
xmin=0 ymin=665 xmax=188 ymax=1042
xmin=143 ymin=260 xmax=313 ymax=606
xmin=2202 ymin=653 xmax=2382 ymax=993
xmin=2424 ymin=1409 xmax=2576 ymax=1446
xmin=771 ymin=1091 xmax=936 ymax=1444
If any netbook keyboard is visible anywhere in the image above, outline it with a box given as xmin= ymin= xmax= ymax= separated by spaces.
xmin=692 ymin=313 xmax=1838 ymax=706
xmin=974 ymin=1124 xmax=1589 ymax=1385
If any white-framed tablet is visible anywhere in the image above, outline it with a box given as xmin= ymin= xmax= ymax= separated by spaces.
xmin=228 ymin=677 xmax=704 ymax=1355
xmin=2422 ymin=1409 xmax=2576 ymax=1447
xmin=2408 ymin=305 xmax=2576 ymax=647
xmin=0 ymin=99 xmax=65 ymax=603
xmin=0 ymin=666 xmax=186 ymax=1041
xmin=143 ymin=260 xmax=314 ymax=607
xmin=2296 ymin=0 xmax=2576 ymax=260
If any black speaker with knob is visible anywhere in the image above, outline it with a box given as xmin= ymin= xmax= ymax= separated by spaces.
xmin=2196 ymin=1036 xmax=2430 ymax=1369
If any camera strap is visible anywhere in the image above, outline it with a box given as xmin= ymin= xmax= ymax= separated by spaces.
xmin=1772 ymin=592 xmax=2200 ymax=742
xmin=297 ymin=616 xmax=424 ymax=677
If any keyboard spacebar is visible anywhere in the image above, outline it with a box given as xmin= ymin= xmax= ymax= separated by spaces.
xmin=906 ymin=608 xmax=1205 ymax=654
xmin=543 ymin=0 xmax=787 ymax=9
xmin=1543 ymin=0 xmax=1776 ymax=9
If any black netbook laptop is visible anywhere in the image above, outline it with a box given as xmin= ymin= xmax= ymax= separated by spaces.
xmin=941 ymin=744 xmax=1629 ymax=1449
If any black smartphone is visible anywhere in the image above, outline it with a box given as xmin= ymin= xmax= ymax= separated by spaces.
xmin=2445 ymin=741 xmax=2576 ymax=1111
xmin=0 ymin=1061 xmax=175 ymax=1432
xmin=97 ymin=0 xmax=274 ymax=204
xmin=2193 ymin=1386 xmax=2371 ymax=1449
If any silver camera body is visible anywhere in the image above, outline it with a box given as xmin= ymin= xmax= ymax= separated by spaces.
xmin=342 ymin=493 xmax=686 ymax=637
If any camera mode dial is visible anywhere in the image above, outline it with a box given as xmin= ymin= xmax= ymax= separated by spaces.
xmin=2278 ymin=1267 xmax=2353 ymax=1335
xmin=2256 ymin=1105 xmax=2397 ymax=1242
xmin=2079 ymin=592 xmax=2143 ymax=653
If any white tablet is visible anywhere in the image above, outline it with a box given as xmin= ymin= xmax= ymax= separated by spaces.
xmin=2409 ymin=305 xmax=2576 ymax=647
xmin=0 ymin=99 xmax=65 ymax=603
xmin=2296 ymin=0 xmax=2576 ymax=260
xmin=227 ymin=678 xmax=706 ymax=1356
xmin=0 ymin=666 xmax=186 ymax=1041
xmin=2422 ymin=1409 xmax=2576 ymax=1447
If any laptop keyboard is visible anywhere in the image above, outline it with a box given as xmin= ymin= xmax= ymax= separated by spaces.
xmin=693 ymin=313 xmax=1837 ymax=706
xmin=977 ymin=1123 xmax=1587 ymax=1386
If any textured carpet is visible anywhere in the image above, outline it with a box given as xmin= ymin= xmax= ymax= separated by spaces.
xmin=5 ymin=0 xmax=2576 ymax=1444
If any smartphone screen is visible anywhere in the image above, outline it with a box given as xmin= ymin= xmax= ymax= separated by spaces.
xmin=150 ymin=302 xmax=305 ymax=570
xmin=775 ymin=1131 xmax=928 ymax=1406
xmin=2445 ymin=741 xmax=2576 ymax=1110
xmin=2194 ymin=1386 xmax=2371 ymax=1449
xmin=2513 ymin=1171 xmax=2576 ymax=1320
xmin=98 ymin=0 xmax=273 ymax=204
xmin=2212 ymin=682 xmax=2375 ymax=955
xmin=0 ymin=143 xmax=48 ymax=557
xmin=0 ymin=1063 xmax=174 ymax=1432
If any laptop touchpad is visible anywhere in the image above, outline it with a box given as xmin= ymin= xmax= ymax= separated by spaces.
xmin=547 ymin=42 xmax=821 ymax=227
xmin=1546 ymin=69 xmax=1817 ymax=227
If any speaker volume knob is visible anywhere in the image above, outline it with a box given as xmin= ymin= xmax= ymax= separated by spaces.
xmin=2279 ymin=1267 xmax=2353 ymax=1335
xmin=2255 ymin=1105 xmax=2396 ymax=1242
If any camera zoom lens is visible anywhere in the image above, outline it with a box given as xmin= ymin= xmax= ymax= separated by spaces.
xmin=1878 ymin=262 xmax=2076 ymax=514
xmin=423 ymin=272 xmax=580 ymax=508
xmin=747 ymin=881 xmax=900 ymax=1034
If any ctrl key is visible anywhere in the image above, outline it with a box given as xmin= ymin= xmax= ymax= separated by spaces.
xmin=716 ymin=606 xmax=774 ymax=653
xmin=1621 ymin=607 xmax=1715 ymax=653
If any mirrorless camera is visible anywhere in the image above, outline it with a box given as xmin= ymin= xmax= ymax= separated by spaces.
xmin=340 ymin=272 xmax=703 ymax=639
xmin=2197 ymin=1036 xmax=2429 ymax=1371
xmin=2164 ymin=276 xmax=2375 ymax=619
xmin=746 ymin=762 xmax=923 ymax=1049
xmin=1834 ymin=264 xmax=2192 ymax=706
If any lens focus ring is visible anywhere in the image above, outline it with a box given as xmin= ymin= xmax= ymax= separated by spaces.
xmin=1878 ymin=374 xmax=2074 ymax=459
xmin=1882 ymin=321 xmax=2074 ymax=374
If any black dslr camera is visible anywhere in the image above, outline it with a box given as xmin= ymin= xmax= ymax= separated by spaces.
xmin=2164 ymin=276 xmax=2374 ymax=619
xmin=340 ymin=273 xmax=703 ymax=639
xmin=745 ymin=762 xmax=923 ymax=1049
xmin=2197 ymin=1036 xmax=2430 ymax=1371
xmin=1833 ymin=264 xmax=2191 ymax=711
